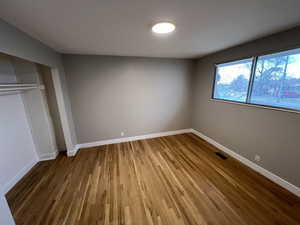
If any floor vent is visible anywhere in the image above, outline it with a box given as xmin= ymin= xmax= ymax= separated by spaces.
xmin=215 ymin=152 xmax=228 ymax=160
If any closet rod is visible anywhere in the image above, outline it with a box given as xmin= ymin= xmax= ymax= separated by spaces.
xmin=0 ymin=83 xmax=37 ymax=87
xmin=0 ymin=86 xmax=38 ymax=92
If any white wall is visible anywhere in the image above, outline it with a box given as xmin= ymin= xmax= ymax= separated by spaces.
xmin=0 ymin=56 xmax=39 ymax=195
xmin=0 ymin=196 xmax=15 ymax=225
xmin=12 ymin=58 xmax=59 ymax=159
xmin=40 ymin=65 xmax=66 ymax=151
xmin=0 ymin=94 xmax=38 ymax=192
xmin=0 ymin=94 xmax=39 ymax=225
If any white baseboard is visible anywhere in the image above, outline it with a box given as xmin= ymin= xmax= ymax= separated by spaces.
xmin=3 ymin=129 xmax=299 ymax=199
xmin=191 ymin=129 xmax=300 ymax=197
xmin=39 ymin=151 xmax=59 ymax=161
xmin=1 ymin=159 xmax=38 ymax=195
xmin=2 ymin=151 xmax=58 ymax=195
xmin=67 ymin=147 xmax=78 ymax=157
xmin=73 ymin=129 xmax=193 ymax=154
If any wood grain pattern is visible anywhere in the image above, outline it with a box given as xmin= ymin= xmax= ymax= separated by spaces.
xmin=6 ymin=133 xmax=300 ymax=225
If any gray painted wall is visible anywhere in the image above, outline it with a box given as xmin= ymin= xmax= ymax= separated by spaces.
xmin=63 ymin=55 xmax=193 ymax=143
xmin=192 ymin=27 xmax=300 ymax=187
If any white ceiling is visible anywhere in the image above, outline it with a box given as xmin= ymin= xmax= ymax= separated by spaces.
xmin=1 ymin=0 xmax=300 ymax=58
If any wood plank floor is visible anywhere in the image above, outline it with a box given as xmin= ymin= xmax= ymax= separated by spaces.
xmin=6 ymin=133 xmax=300 ymax=225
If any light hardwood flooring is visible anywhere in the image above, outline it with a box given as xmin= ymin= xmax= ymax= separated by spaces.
xmin=6 ymin=133 xmax=300 ymax=225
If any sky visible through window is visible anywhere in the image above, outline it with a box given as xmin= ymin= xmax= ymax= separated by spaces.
xmin=214 ymin=59 xmax=252 ymax=102
xmin=218 ymin=62 xmax=251 ymax=84
xmin=286 ymin=55 xmax=300 ymax=78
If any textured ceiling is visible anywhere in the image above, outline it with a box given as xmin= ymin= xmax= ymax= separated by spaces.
xmin=0 ymin=0 xmax=300 ymax=58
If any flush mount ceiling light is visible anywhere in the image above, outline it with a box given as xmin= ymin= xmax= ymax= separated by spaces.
xmin=152 ymin=22 xmax=176 ymax=34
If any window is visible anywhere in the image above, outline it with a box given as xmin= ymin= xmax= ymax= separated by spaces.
xmin=213 ymin=58 xmax=253 ymax=102
xmin=212 ymin=48 xmax=300 ymax=111
xmin=250 ymin=49 xmax=300 ymax=110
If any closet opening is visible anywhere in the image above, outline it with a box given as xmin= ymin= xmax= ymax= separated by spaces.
xmin=0 ymin=52 xmax=67 ymax=160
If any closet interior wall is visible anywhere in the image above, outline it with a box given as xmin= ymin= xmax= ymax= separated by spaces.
xmin=39 ymin=65 xmax=66 ymax=152
xmin=12 ymin=57 xmax=59 ymax=159
xmin=0 ymin=52 xmax=65 ymax=197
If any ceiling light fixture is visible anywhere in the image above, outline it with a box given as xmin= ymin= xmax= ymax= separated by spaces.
xmin=152 ymin=22 xmax=176 ymax=34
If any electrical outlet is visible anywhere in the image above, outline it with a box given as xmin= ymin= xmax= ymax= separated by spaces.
xmin=121 ymin=132 xmax=124 ymax=137
xmin=254 ymin=155 xmax=261 ymax=162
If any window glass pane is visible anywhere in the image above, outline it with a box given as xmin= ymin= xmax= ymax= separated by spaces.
xmin=250 ymin=49 xmax=300 ymax=110
xmin=213 ymin=58 xmax=252 ymax=102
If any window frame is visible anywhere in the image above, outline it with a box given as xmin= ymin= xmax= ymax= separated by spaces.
xmin=211 ymin=48 xmax=300 ymax=114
